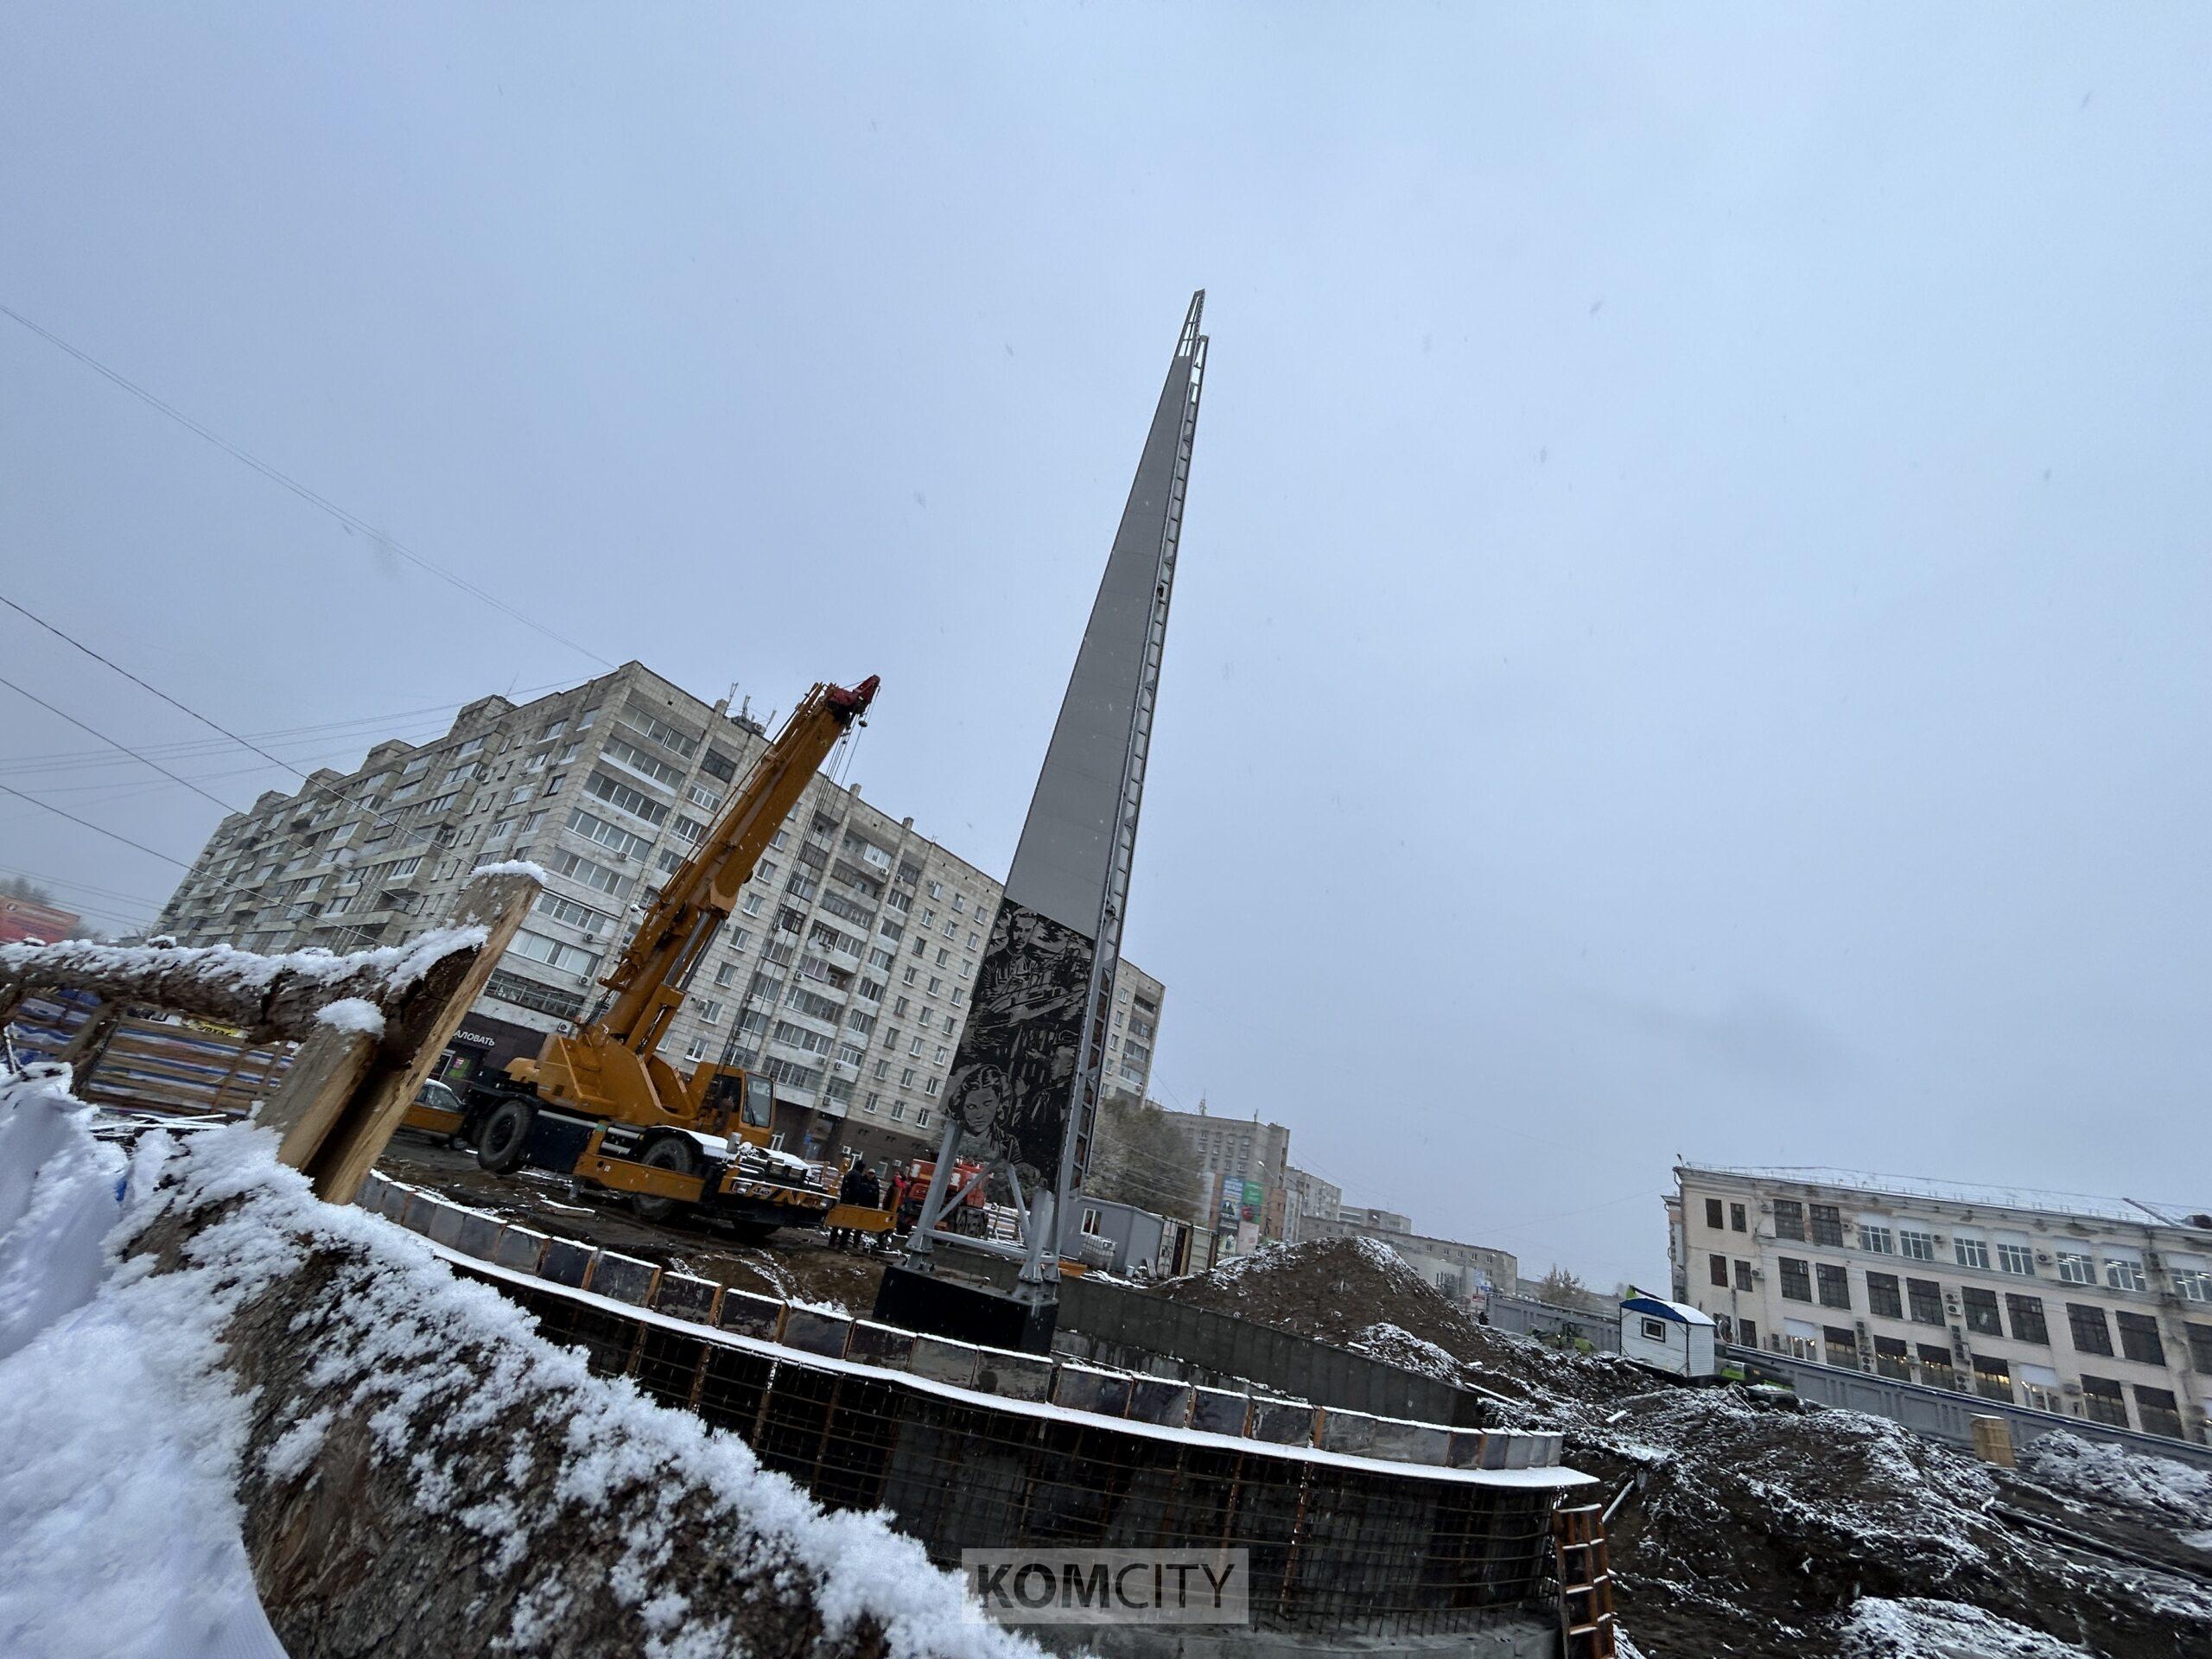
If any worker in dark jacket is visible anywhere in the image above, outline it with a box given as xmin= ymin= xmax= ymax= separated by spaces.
xmin=834 ymin=1160 xmax=865 ymax=1249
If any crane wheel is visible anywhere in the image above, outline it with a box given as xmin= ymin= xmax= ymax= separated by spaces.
xmin=475 ymin=1097 xmax=536 ymax=1173
xmin=632 ymin=1135 xmax=701 ymax=1222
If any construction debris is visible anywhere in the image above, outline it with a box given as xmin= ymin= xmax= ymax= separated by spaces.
xmin=1153 ymin=1237 xmax=2212 ymax=1658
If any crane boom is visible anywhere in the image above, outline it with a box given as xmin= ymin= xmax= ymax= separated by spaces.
xmin=594 ymin=676 xmax=878 ymax=1055
xmin=506 ymin=674 xmax=879 ymax=1134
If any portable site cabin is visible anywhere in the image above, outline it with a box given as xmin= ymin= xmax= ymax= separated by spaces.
xmin=1619 ymin=1294 xmax=1717 ymax=1379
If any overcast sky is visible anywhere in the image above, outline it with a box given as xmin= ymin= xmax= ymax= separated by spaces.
xmin=5 ymin=6 xmax=2209 ymax=1284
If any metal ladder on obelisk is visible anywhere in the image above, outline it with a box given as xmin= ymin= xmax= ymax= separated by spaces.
xmin=1027 ymin=292 xmax=1209 ymax=1287
xmin=1553 ymin=1503 xmax=1618 ymax=1658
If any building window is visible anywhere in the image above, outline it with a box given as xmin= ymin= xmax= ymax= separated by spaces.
xmin=1773 ymin=1200 xmax=1805 ymax=1242
xmin=1815 ymin=1263 xmax=1851 ymax=1310
xmin=1859 ymin=1224 xmax=1894 ymax=1255
xmin=1778 ymin=1258 xmax=1812 ymax=1302
xmin=861 ymin=1093 xmax=879 ymax=1115
xmin=1898 ymin=1230 xmax=1937 ymax=1262
xmin=2079 ymin=1375 xmax=2128 ymax=1427
xmin=2005 ymin=1294 xmax=2050 ymax=1345
xmin=1730 ymin=1203 xmax=1747 ymax=1233
xmin=2104 ymin=1256 xmax=2147 ymax=1294
xmin=1709 ymin=1253 xmax=1729 ymax=1287
xmin=1081 ymin=1207 xmax=1103 ymax=1236
xmin=2066 ymin=1303 xmax=2113 ymax=1356
xmin=1734 ymin=1259 xmax=1753 ymax=1292
xmin=2189 ymin=1324 xmax=2212 ymax=1372
xmin=1961 ymin=1287 xmax=2002 ymax=1337
xmin=1996 ymin=1243 xmax=2036 ymax=1276
xmin=1738 ymin=1318 xmax=1757 ymax=1347
xmin=2173 ymin=1268 xmax=2212 ymax=1304
xmin=1809 ymin=1205 xmax=1844 ymax=1248
xmin=1918 ymin=1345 xmax=1959 ymax=1389
xmin=2115 ymin=1312 xmax=2166 ymax=1367
xmin=1907 ymin=1278 xmax=1945 ymax=1325
xmin=1872 ymin=1336 xmax=1910 ymax=1379
xmin=1866 ymin=1272 xmax=1904 ymax=1319
xmin=914 ymin=1108 xmax=930 ymax=1128
xmin=1704 ymin=1198 xmax=1724 ymax=1230
xmin=1970 ymin=1353 xmax=2012 ymax=1402
xmin=2135 ymin=1387 xmax=2183 ymax=1440
xmin=2055 ymin=1250 xmax=2094 ymax=1285
xmin=1823 ymin=1326 xmax=1858 ymax=1368
xmin=1954 ymin=1236 xmax=1990 ymax=1272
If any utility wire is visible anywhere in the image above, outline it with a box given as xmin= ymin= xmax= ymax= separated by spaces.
xmin=1 ymin=592 xmax=378 ymax=792
xmin=0 ymin=781 xmax=188 ymax=868
xmin=0 ymin=302 xmax=614 ymax=670
xmin=0 ymin=672 xmax=244 ymax=816
xmin=0 ymin=864 xmax=164 ymax=910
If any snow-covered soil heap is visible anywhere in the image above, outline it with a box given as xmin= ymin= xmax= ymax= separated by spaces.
xmin=1155 ymin=1237 xmax=2212 ymax=1658
xmin=0 ymin=1064 xmax=1033 ymax=1659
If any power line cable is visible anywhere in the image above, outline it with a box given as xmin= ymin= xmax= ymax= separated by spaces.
xmin=0 ymin=673 xmax=245 ymax=816
xmin=0 ymin=864 xmax=164 ymax=909
xmin=0 ymin=592 xmax=392 ymax=797
xmin=0 ymin=780 xmax=188 ymax=868
xmin=0 ymin=677 xmax=582 ymax=778
xmin=0 ymin=302 xmax=614 ymax=670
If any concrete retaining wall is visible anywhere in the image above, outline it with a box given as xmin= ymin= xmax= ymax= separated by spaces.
xmin=1485 ymin=1294 xmax=1620 ymax=1353
xmin=1058 ymin=1274 xmax=1503 ymax=1428
xmin=356 ymin=1175 xmax=1587 ymax=1642
xmin=1725 ymin=1344 xmax=2212 ymax=1469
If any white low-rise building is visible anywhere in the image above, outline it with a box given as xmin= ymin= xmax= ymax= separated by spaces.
xmin=1673 ymin=1163 xmax=2212 ymax=1444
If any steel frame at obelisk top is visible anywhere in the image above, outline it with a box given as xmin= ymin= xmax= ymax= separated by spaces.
xmin=904 ymin=293 xmax=1208 ymax=1300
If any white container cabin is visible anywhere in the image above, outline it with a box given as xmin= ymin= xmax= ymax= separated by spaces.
xmin=1619 ymin=1294 xmax=1716 ymax=1380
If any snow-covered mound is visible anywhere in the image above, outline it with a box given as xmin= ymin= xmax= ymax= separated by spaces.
xmin=0 ymin=1066 xmax=1033 ymax=1659
xmin=1840 ymin=1596 xmax=2093 ymax=1657
xmin=2020 ymin=1431 xmax=2212 ymax=1546
xmin=1138 ymin=1231 xmax=2212 ymax=1658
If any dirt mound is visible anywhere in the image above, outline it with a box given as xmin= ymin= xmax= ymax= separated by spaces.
xmin=1157 ymin=1236 xmax=1639 ymax=1407
xmin=1148 ymin=1238 xmax=2212 ymax=1658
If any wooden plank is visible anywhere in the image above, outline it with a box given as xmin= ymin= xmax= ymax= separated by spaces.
xmin=261 ymin=1026 xmax=382 ymax=1171
xmin=296 ymin=870 xmax=538 ymax=1204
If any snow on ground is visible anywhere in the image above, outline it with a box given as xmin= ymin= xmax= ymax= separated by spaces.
xmin=1353 ymin=1321 xmax=1462 ymax=1382
xmin=0 ymin=1065 xmax=1036 ymax=1659
xmin=1840 ymin=1596 xmax=2093 ymax=1657
xmin=2020 ymin=1430 xmax=2212 ymax=1541
xmin=0 ymin=1065 xmax=286 ymax=1659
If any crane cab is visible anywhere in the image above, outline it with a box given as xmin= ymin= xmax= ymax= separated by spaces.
xmin=694 ymin=1065 xmax=776 ymax=1148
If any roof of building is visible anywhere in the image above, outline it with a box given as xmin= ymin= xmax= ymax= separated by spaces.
xmin=1680 ymin=1163 xmax=2212 ymax=1232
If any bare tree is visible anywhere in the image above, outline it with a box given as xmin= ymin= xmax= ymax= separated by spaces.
xmin=1084 ymin=1090 xmax=1205 ymax=1224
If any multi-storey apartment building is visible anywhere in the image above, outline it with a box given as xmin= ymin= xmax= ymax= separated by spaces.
xmin=152 ymin=662 xmax=1163 ymax=1164
xmin=1280 ymin=1165 xmax=1343 ymax=1244
xmin=1674 ymin=1164 xmax=2212 ymax=1444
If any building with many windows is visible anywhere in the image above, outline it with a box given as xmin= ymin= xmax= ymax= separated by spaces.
xmin=1280 ymin=1165 xmax=1343 ymax=1244
xmin=151 ymin=661 xmax=1163 ymax=1164
xmin=1673 ymin=1164 xmax=2212 ymax=1444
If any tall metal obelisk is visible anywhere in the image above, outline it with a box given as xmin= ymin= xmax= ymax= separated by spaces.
xmin=876 ymin=293 xmax=1207 ymax=1350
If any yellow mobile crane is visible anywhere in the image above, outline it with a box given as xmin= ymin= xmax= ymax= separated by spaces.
xmin=461 ymin=675 xmax=879 ymax=1234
